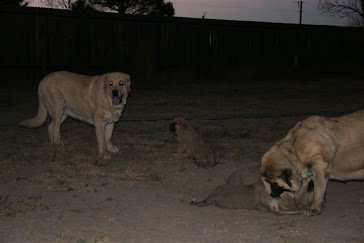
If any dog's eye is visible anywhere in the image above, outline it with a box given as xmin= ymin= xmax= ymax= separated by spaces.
xmin=119 ymin=81 xmax=123 ymax=85
xmin=109 ymin=81 xmax=113 ymax=86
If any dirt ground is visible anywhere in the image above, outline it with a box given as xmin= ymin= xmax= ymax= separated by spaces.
xmin=1 ymin=77 xmax=364 ymax=242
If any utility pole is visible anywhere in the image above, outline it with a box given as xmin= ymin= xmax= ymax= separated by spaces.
xmin=295 ymin=1 xmax=303 ymax=66
xmin=298 ymin=1 xmax=303 ymax=25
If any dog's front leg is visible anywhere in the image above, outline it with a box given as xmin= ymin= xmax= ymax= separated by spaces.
xmin=306 ymin=158 xmax=329 ymax=216
xmin=294 ymin=177 xmax=313 ymax=209
xmin=95 ymin=121 xmax=110 ymax=160
xmin=105 ymin=123 xmax=119 ymax=153
xmin=175 ymin=143 xmax=188 ymax=158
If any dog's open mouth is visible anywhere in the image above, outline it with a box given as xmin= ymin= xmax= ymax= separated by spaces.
xmin=112 ymin=90 xmax=122 ymax=106
xmin=112 ymin=96 xmax=121 ymax=106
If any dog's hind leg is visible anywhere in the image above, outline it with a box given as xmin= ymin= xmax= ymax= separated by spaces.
xmin=48 ymin=114 xmax=67 ymax=161
xmin=190 ymin=188 xmax=220 ymax=207
xmin=190 ymin=198 xmax=214 ymax=207
xmin=47 ymin=102 xmax=67 ymax=145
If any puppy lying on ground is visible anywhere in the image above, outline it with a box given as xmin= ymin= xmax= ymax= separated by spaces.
xmin=190 ymin=165 xmax=313 ymax=215
xmin=190 ymin=182 xmax=265 ymax=210
xmin=169 ymin=117 xmax=217 ymax=168
xmin=20 ymin=71 xmax=131 ymax=160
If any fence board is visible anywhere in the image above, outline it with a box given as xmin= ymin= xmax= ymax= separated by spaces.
xmin=0 ymin=6 xmax=363 ymax=81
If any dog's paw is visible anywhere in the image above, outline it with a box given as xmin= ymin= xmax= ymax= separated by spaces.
xmin=52 ymin=141 xmax=65 ymax=152
xmin=304 ymin=208 xmax=321 ymax=216
xmin=107 ymin=146 xmax=119 ymax=153
xmin=99 ymin=152 xmax=111 ymax=160
xmin=189 ymin=199 xmax=197 ymax=206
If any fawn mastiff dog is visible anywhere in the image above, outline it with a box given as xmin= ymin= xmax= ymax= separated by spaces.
xmin=261 ymin=111 xmax=364 ymax=216
xmin=20 ymin=71 xmax=131 ymax=159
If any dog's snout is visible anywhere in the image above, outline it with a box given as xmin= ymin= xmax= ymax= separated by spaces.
xmin=112 ymin=90 xmax=118 ymax=96
xmin=270 ymin=183 xmax=285 ymax=198
xmin=169 ymin=123 xmax=176 ymax=132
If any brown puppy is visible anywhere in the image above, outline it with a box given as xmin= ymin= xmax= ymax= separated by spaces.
xmin=261 ymin=111 xmax=364 ymax=216
xmin=191 ymin=183 xmax=265 ymax=210
xmin=226 ymin=166 xmax=261 ymax=185
xmin=20 ymin=71 xmax=131 ymax=159
xmin=260 ymin=177 xmax=314 ymax=215
xmin=190 ymin=165 xmax=313 ymax=214
xmin=169 ymin=117 xmax=217 ymax=168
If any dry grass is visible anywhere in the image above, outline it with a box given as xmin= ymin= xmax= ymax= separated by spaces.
xmin=0 ymin=195 xmax=49 ymax=217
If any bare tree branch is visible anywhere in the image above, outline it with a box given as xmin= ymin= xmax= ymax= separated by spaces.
xmin=40 ymin=0 xmax=74 ymax=9
xmin=88 ymin=0 xmax=174 ymax=15
xmin=318 ymin=0 xmax=364 ymax=26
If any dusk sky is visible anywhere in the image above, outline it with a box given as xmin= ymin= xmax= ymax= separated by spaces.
xmin=27 ymin=0 xmax=346 ymax=26
xmin=169 ymin=0 xmax=345 ymax=26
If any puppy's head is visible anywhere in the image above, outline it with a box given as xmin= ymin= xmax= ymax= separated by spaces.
xmin=169 ymin=117 xmax=189 ymax=134
xmin=260 ymin=148 xmax=305 ymax=198
xmin=266 ymin=191 xmax=296 ymax=212
xmin=103 ymin=72 xmax=131 ymax=106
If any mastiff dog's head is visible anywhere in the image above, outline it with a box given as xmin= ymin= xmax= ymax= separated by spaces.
xmin=260 ymin=147 xmax=310 ymax=198
xmin=103 ymin=72 xmax=131 ymax=107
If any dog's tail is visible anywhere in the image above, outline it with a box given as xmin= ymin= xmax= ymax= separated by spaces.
xmin=19 ymin=100 xmax=47 ymax=128
xmin=189 ymin=198 xmax=213 ymax=207
xmin=269 ymin=209 xmax=304 ymax=216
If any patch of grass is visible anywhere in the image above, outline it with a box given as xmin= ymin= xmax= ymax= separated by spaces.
xmin=0 ymin=159 xmax=16 ymax=183
xmin=0 ymin=195 xmax=49 ymax=217
xmin=0 ymin=195 xmax=24 ymax=217
xmin=91 ymin=232 xmax=112 ymax=243
xmin=149 ymin=171 xmax=167 ymax=183
xmin=52 ymin=227 xmax=73 ymax=242
xmin=70 ymin=207 xmax=83 ymax=214
xmin=104 ymin=197 xmax=113 ymax=202
xmin=121 ymin=162 xmax=144 ymax=180
xmin=23 ymin=225 xmax=39 ymax=239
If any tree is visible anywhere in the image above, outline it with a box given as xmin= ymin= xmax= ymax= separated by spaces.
xmin=318 ymin=0 xmax=364 ymax=27
xmin=71 ymin=0 xmax=97 ymax=12
xmin=88 ymin=0 xmax=175 ymax=16
xmin=40 ymin=0 xmax=73 ymax=9
xmin=147 ymin=0 xmax=174 ymax=16
xmin=0 ymin=0 xmax=28 ymax=7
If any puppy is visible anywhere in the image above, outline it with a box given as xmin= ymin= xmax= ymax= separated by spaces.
xmin=169 ymin=117 xmax=217 ymax=168
xmin=190 ymin=182 xmax=265 ymax=210
xmin=191 ymin=165 xmax=313 ymax=215
xmin=20 ymin=71 xmax=131 ymax=159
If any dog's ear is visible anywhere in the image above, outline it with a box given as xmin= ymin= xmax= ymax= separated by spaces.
xmin=280 ymin=168 xmax=292 ymax=187
xmin=174 ymin=117 xmax=184 ymax=125
xmin=125 ymin=74 xmax=131 ymax=93
xmin=102 ymin=74 xmax=110 ymax=94
xmin=177 ymin=118 xmax=189 ymax=128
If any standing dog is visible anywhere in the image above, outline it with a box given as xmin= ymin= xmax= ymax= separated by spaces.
xmin=261 ymin=111 xmax=364 ymax=216
xmin=20 ymin=71 xmax=131 ymax=159
xmin=169 ymin=117 xmax=217 ymax=168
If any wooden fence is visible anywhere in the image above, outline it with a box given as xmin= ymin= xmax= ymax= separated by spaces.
xmin=1 ymin=6 xmax=363 ymax=81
